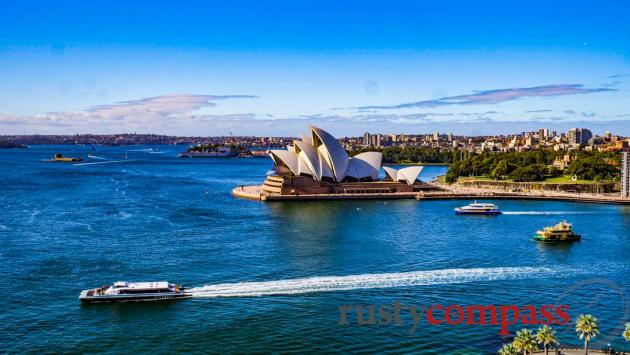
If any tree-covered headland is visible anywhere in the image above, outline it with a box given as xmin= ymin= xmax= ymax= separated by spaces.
xmin=444 ymin=150 xmax=621 ymax=183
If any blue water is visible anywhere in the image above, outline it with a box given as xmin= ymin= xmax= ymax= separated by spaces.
xmin=1 ymin=145 xmax=630 ymax=353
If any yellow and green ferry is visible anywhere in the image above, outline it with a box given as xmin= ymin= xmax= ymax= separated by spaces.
xmin=534 ymin=221 xmax=581 ymax=242
xmin=43 ymin=153 xmax=83 ymax=162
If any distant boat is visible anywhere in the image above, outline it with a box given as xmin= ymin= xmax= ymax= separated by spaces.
xmin=454 ymin=202 xmax=501 ymax=215
xmin=250 ymin=150 xmax=270 ymax=158
xmin=179 ymin=146 xmax=238 ymax=158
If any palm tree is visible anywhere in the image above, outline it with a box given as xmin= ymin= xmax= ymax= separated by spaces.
xmin=623 ymin=322 xmax=630 ymax=341
xmin=498 ymin=343 xmax=519 ymax=355
xmin=513 ymin=329 xmax=539 ymax=355
xmin=536 ymin=325 xmax=558 ymax=355
xmin=575 ymin=314 xmax=600 ymax=355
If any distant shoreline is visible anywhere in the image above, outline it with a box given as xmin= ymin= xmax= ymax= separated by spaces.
xmin=384 ymin=162 xmax=450 ymax=166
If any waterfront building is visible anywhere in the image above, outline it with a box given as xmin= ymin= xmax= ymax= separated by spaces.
xmin=622 ymin=151 xmax=630 ymax=198
xmin=269 ymin=126 xmax=382 ymax=183
xmin=235 ymin=126 xmax=441 ymax=201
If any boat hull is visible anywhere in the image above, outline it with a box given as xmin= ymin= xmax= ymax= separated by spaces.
xmin=533 ymin=234 xmax=581 ymax=243
xmin=454 ymin=210 xmax=502 ymax=215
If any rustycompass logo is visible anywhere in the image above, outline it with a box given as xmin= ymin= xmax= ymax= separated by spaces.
xmin=338 ymin=302 xmax=571 ymax=336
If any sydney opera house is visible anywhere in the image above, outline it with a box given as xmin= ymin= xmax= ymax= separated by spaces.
xmin=233 ymin=126 xmax=440 ymax=201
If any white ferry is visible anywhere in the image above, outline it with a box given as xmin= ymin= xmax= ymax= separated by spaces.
xmin=79 ymin=281 xmax=191 ymax=303
xmin=454 ymin=202 xmax=502 ymax=215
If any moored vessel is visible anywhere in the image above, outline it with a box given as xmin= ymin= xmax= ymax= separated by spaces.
xmin=454 ymin=202 xmax=501 ymax=215
xmin=534 ymin=221 xmax=581 ymax=242
xmin=79 ymin=281 xmax=190 ymax=303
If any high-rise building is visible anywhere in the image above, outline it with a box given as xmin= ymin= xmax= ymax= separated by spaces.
xmin=539 ymin=128 xmax=549 ymax=140
xmin=581 ymin=128 xmax=593 ymax=144
xmin=567 ymin=128 xmax=593 ymax=145
xmin=362 ymin=132 xmax=370 ymax=146
xmin=567 ymin=129 xmax=577 ymax=144
xmin=433 ymin=131 xmax=439 ymax=141
xmin=370 ymin=134 xmax=382 ymax=148
xmin=622 ymin=151 xmax=630 ymax=199
xmin=448 ymin=132 xmax=453 ymax=142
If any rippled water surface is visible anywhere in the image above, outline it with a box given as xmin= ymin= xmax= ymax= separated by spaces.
xmin=1 ymin=145 xmax=629 ymax=353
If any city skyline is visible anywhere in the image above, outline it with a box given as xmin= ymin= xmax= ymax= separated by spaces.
xmin=1 ymin=1 xmax=629 ymax=136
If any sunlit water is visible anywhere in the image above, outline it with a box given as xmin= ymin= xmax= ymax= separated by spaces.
xmin=1 ymin=145 xmax=629 ymax=353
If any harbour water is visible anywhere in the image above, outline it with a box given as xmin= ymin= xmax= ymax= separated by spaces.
xmin=1 ymin=145 xmax=630 ymax=353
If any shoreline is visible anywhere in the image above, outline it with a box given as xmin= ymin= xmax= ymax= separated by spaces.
xmin=232 ymin=184 xmax=630 ymax=205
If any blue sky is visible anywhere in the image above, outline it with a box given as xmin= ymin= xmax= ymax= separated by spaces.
xmin=0 ymin=0 xmax=629 ymax=136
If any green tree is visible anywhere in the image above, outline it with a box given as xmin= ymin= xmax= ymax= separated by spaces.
xmin=536 ymin=325 xmax=557 ymax=355
xmin=623 ymin=322 xmax=630 ymax=341
xmin=498 ymin=343 xmax=519 ymax=355
xmin=567 ymin=155 xmax=620 ymax=181
xmin=491 ymin=160 xmax=509 ymax=180
xmin=513 ymin=329 xmax=538 ymax=355
xmin=575 ymin=314 xmax=599 ymax=355
xmin=509 ymin=164 xmax=547 ymax=182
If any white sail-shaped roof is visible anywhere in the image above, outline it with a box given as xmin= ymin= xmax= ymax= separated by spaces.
xmin=383 ymin=166 xmax=423 ymax=185
xmin=311 ymin=126 xmax=349 ymax=182
xmin=300 ymin=133 xmax=312 ymax=145
xmin=294 ymin=139 xmax=320 ymax=179
xmin=269 ymin=126 xmax=385 ymax=183
xmin=269 ymin=150 xmax=299 ymax=176
xmin=383 ymin=166 xmax=399 ymax=182
xmin=398 ymin=166 xmax=423 ymax=185
xmin=346 ymin=152 xmax=382 ymax=180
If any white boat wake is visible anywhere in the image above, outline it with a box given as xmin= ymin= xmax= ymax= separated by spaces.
xmin=503 ymin=211 xmax=594 ymax=215
xmin=74 ymin=159 xmax=136 ymax=166
xmin=186 ymin=266 xmax=569 ymax=298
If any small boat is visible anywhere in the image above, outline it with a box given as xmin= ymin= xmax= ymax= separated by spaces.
xmin=179 ymin=146 xmax=238 ymax=158
xmin=534 ymin=221 xmax=581 ymax=242
xmin=454 ymin=202 xmax=501 ymax=215
xmin=79 ymin=281 xmax=190 ymax=303
xmin=43 ymin=153 xmax=83 ymax=162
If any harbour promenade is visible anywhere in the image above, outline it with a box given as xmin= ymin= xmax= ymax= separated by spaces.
xmin=232 ymin=185 xmax=420 ymax=201
xmin=423 ymin=182 xmax=630 ymax=205
xmin=232 ymin=183 xmax=630 ymax=204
